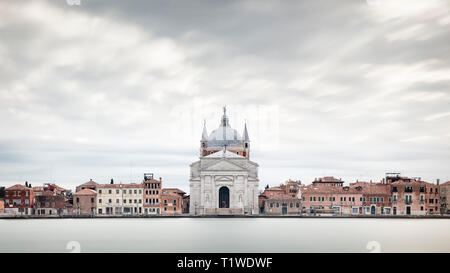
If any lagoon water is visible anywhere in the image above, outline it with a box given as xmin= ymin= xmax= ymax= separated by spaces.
xmin=0 ymin=218 xmax=449 ymax=253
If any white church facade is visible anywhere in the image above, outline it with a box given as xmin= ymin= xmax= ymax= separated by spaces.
xmin=189 ymin=107 xmax=259 ymax=215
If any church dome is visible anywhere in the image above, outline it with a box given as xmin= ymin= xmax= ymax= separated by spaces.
xmin=208 ymin=126 xmax=242 ymax=142
xmin=203 ymin=106 xmax=245 ymax=147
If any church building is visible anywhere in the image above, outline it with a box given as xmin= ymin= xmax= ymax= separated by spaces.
xmin=189 ymin=107 xmax=259 ymax=215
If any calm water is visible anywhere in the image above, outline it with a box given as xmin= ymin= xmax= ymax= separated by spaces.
xmin=0 ymin=218 xmax=449 ymax=253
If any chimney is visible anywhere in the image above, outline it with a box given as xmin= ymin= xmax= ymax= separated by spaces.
xmin=437 ymin=179 xmax=440 ymax=186
xmin=159 ymin=177 xmax=162 ymax=182
xmin=111 ymin=178 xmax=114 ymax=184
xmin=382 ymin=178 xmax=385 ymax=184
xmin=90 ymin=179 xmax=92 ymax=182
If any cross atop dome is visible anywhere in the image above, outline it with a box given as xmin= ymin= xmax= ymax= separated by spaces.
xmin=220 ymin=105 xmax=230 ymax=127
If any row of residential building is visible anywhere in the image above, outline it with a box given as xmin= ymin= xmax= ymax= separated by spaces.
xmin=259 ymin=174 xmax=450 ymax=216
xmin=1 ymin=173 xmax=449 ymax=216
xmin=0 ymin=173 xmax=189 ymax=216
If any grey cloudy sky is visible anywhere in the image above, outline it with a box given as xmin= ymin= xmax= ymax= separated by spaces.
xmin=0 ymin=0 xmax=449 ymax=192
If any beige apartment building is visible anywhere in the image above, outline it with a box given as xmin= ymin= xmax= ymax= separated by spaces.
xmin=97 ymin=183 xmax=143 ymax=215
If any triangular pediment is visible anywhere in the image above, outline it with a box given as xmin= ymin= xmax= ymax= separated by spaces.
xmin=215 ymin=176 xmax=234 ymax=181
xmin=202 ymin=159 xmax=247 ymax=171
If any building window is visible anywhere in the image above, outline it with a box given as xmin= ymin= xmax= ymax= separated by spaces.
xmin=116 ymin=190 xmax=119 ymax=194
xmin=116 ymin=199 xmax=119 ymax=203
xmin=99 ymin=190 xmax=102 ymax=194
xmin=108 ymin=190 xmax=112 ymax=194
xmin=98 ymin=199 xmax=102 ymax=203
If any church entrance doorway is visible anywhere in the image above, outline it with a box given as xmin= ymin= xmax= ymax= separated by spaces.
xmin=219 ymin=186 xmax=230 ymax=208
xmin=282 ymin=203 xmax=288 ymax=215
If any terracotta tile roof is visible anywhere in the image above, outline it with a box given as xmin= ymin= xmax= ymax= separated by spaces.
xmin=161 ymin=188 xmax=185 ymax=196
xmin=265 ymin=186 xmax=283 ymax=191
xmin=47 ymin=184 xmax=69 ymax=192
xmin=301 ymin=184 xmax=362 ymax=194
xmin=97 ymin=183 xmax=143 ymax=189
xmin=6 ymin=184 xmax=31 ymax=190
xmin=321 ymin=176 xmax=342 ymax=182
xmin=351 ymin=182 xmax=391 ymax=195
xmin=143 ymin=179 xmax=160 ymax=183
xmin=391 ymin=180 xmax=435 ymax=186
xmin=79 ymin=180 xmax=98 ymax=187
xmin=32 ymin=186 xmax=44 ymax=191
xmin=74 ymin=189 xmax=97 ymax=195
xmin=439 ymin=181 xmax=450 ymax=187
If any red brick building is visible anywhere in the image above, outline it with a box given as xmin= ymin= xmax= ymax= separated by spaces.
xmin=142 ymin=173 xmax=161 ymax=214
xmin=4 ymin=184 xmax=34 ymax=215
xmin=390 ymin=177 xmax=440 ymax=215
xmin=73 ymin=189 xmax=96 ymax=215
xmin=356 ymin=181 xmax=392 ymax=215
xmin=440 ymin=181 xmax=450 ymax=214
xmin=301 ymin=181 xmax=364 ymax=215
xmin=34 ymin=184 xmax=73 ymax=216
xmin=161 ymin=188 xmax=186 ymax=215
xmin=260 ymin=180 xmax=302 ymax=215
xmin=76 ymin=179 xmax=98 ymax=192
xmin=299 ymin=175 xmax=441 ymax=216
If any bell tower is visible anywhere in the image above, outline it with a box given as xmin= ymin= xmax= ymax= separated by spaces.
xmin=243 ymin=121 xmax=250 ymax=159
xmin=200 ymin=120 xmax=208 ymax=157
